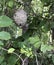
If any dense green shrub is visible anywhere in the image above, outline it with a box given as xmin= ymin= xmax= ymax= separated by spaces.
xmin=0 ymin=0 xmax=54 ymax=65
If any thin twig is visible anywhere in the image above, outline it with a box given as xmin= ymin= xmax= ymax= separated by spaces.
xmin=2 ymin=48 xmax=23 ymax=61
xmin=35 ymin=54 xmax=39 ymax=65
xmin=2 ymin=47 xmax=29 ymax=65
xmin=34 ymin=50 xmax=39 ymax=65
xmin=13 ymin=52 xmax=23 ymax=61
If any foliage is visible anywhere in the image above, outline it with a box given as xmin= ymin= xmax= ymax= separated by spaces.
xmin=0 ymin=0 xmax=54 ymax=65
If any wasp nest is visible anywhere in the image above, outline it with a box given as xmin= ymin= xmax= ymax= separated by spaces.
xmin=13 ymin=9 xmax=28 ymax=33
xmin=13 ymin=9 xmax=27 ymax=27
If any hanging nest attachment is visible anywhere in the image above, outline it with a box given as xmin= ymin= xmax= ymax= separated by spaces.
xmin=13 ymin=9 xmax=28 ymax=33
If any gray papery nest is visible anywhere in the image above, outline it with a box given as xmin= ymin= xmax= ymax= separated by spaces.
xmin=13 ymin=9 xmax=28 ymax=27
xmin=13 ymin=9 xmax=28 ymax=33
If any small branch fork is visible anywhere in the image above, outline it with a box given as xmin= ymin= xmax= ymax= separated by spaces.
xmin=2 ymin=48 xmax=28 ymax=65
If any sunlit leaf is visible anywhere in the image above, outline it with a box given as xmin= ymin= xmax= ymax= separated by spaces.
xmin=0 ymin=15 xmax=13 ymax=27
xmin=8 ymin=48 xmax=15 ymax=53
xmin=28 ymin=36 xmax=41 ymax=48
xmin=7 ymin=1 xmax=14 ymax=8
xmin=0 ymin=31 xmax=11 ymax=40
xmin=31 ymin=0 xmax=43 ymax=14
xmin=41 ymin=44 xmax=53 ymax=53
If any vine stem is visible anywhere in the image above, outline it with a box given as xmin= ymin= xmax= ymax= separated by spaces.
xmin=2 ymin=47 xmax=28 ymax=65
xmin=2 ymin=47 xmax=23 ymax=61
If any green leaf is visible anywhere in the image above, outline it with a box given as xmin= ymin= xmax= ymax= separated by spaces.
xmin=31 ymin=0 xmax=43 ymax=14
xmin=0 ymin=56 xmax=4 ymax=64
xmin=51 ymin=22 xmax=54 ymax=28
xmin=28 ymin=36 xmax=41 ymax=48
xmin=21 ymin=45 xmax=33 ymax=57
xmin=34 ymin=41 xmax=41 ymax=48
xmin=15 ymin=28 xmax=22 ymax=38
xmin=0 ymin=31 xmax=11 ymax=40
xmin=0 ymin=41 xmax=4 ymax=49
xmin=41 ymin=23 xmax=50 ymax=32
xmin=1 ymin=62 xmax=6 ymax=65
xmin=7 ymin=1 xmax=14 ymax=8
xmin=29 ymin=36 xmax=40 ymax=44
xmin=41 ymin=44 xmax=53 ymax=53
xmin=7 ymin=55 xmax=17 ymax=65
xmin=52 ymin=55 xmax=54 ymax=63
xmin=0 ymin=15 xmax=13 ymax=27
xmin=0 ymin=41 xmax=4 ymax=46
xmin=8 ymin=48 xmax=15 ymax=53
xmin=41 ymin=33 xmax=48 ymax=43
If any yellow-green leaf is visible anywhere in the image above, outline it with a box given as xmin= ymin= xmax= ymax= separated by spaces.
xmin=8 ymin=48 xmax=15 ymax=53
